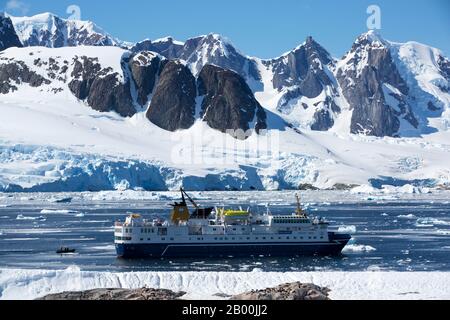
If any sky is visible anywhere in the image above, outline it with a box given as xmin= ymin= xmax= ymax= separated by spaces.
xmin=1 ymin=0 xmax=449 ymax=58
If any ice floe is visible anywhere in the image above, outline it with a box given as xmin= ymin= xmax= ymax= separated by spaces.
xmin=337 ymin=225 xmax=357 ymax=234
xmin=40 ymin=209 xmax=78 ymax=214
xmin=16 ymin=215 xmax=46 ymax=221
xmin=342 ymin=244 xmax=377 ymax=253
xmin=0 ymin=267 xmax=449 ymax=300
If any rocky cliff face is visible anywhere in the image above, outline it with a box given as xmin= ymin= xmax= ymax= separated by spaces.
xmin=269 ymin=36 xmax=333 ymax=92
xmin=263 ymin=36 xmax=341 ymax=131
xmin=337 ymin=31 xmax=418 ymax=137
xmin=198 ymin=64 xmax=267 ymax=138
xmin=129 ymin=51 xmax=164 ymax=106
xmin=146 ymin=60 xmax=197 ymax=131
xmin=0 ymin=13 xmax=22 ymax=51
xmin=68 ymin=55 xmax=136 ymax=117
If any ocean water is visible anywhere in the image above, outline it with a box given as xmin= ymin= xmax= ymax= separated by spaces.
xmin=0 ymin=191 xmax=449 ymax=273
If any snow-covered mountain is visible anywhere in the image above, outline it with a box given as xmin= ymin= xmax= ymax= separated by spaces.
xmin=336 ymin=30 xmax=450 ymax=137
xmin=0 ymin=12 xmax=449 ymax=192
xmin=0 ymin=46 xmax=269 ymax=135
xmin=255 ymin=36 xmax=342 ymax=131
xmin=7 ymin=12 xmax=123 ymax=48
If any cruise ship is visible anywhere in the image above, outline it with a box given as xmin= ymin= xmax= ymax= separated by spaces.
xmin=114 ymin=189 xmax=351 ymax=258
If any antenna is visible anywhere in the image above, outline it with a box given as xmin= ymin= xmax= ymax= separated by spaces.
xmin=180 ymin=187 xmax=199 ymax=209
xmin=296 ymin=193 xmax=303 ymax=216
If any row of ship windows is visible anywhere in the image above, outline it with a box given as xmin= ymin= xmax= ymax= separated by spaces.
xmin=125 ymin=227 xmax=312 ymax=234
xmin=117 ymin=236 xmax=325 ymax=241
xmin=115 ymin=236 xmax=132 ymax=241
xmin=140 ymin=228 xmax=155 ymax=233
xmin=273 ymin=220 xmax=309 ymax=224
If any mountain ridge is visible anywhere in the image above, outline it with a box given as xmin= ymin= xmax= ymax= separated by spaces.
xmin=0 ymin=12 xmax=449 ymax=192
xmin=1 ymin=12 xmax=449 ymax=139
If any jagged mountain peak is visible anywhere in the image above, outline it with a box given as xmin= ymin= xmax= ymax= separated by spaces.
xmin=8 ymin=11 xmax=122 ymax=48
xmin=351 ymin=30 xmax=390 ymax=51
xmin=274 ymin=36 xmax=332 ymax=64
xmin=153 ymin=36 xmax=184 ymax=46
xmin=267 ymin=35 xmax=335 ymax=93
xmin=187 ymin=33 xmax=240 ymax=58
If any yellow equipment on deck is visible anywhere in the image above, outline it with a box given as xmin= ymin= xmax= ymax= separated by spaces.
xmin=169 ymin=189 xmax=191 ymax=224
xmin=170 ymin=204 xmax=190 ymax=224
xmin=223 ymin=210 xmax=249 ymax=217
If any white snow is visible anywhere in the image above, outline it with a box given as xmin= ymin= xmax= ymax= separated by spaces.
xmin=0 ymin=267 xmax=448 ymax=300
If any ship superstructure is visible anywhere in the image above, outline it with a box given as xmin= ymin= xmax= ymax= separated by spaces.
xmin=115 ymin=189 xmax=351 ymax=258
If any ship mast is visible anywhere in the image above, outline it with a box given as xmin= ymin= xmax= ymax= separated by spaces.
xmin=295 ymin=193 xmax=306 ymax=217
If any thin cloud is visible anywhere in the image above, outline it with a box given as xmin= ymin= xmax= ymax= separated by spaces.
xmin=5 ymin=0 xmax=30 ymax=15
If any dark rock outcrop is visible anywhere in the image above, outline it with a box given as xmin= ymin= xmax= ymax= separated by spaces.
xmin=68 ymin=56 xmax=135 ymax=117
xmin=230 ymin=282 xmax=331 ymax=300
xmin=146 ymin=60 xmax=197 ymax=131
xmin=37 ymin=288 xmax=186 ymax=300
xmin=438 ymin=55 xmax=450 ymax=85
xmin=198 ymin=64 xmax=267 ymax=138
xmin=0 ymin=14 xmax=22 ymax=51
xmin=0 ymin=61 xmax=50 ymax=93
xmin=130 ymin=37 xmax=184 ymax=59
xmin=129 ymin=51 xmax=164 ymax=106
xmin=36 ymin=283 xmax=330 ymax=301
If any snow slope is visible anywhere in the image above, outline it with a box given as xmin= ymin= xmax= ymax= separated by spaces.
xmin=1 ymin=267 xmax=449 ymax=300
xmin=0 ymin=45 xmax=450 ymax=191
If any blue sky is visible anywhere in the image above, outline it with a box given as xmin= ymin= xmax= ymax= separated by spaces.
xmin=2 ymin=0 xmax=449 ymax=58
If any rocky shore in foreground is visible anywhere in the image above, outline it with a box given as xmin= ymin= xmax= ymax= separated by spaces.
xmin=37 ymin=282 xmax=330 ymax=300
xmin=37 ymin=287 xmax=187 ymax=300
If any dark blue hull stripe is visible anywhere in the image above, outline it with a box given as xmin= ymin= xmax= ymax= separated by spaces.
xmin=116 ymin=240 xmax=350 ymax=258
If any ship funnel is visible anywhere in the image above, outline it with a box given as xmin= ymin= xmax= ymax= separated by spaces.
xmin=169 ymin=191 xmax=190 ymax=224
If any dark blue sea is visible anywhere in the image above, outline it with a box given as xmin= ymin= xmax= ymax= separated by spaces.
xmin=0 ymin=191 xmax=449 ymax=272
